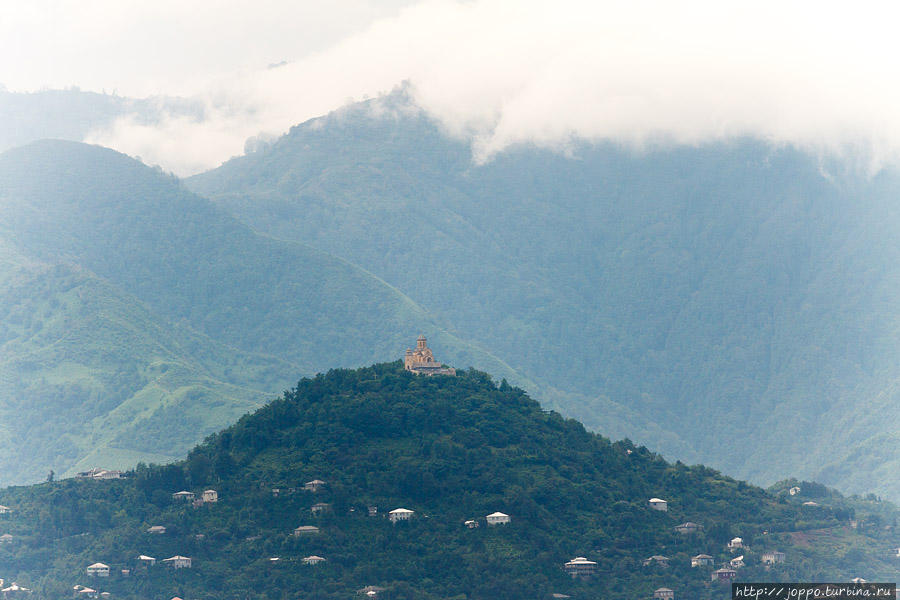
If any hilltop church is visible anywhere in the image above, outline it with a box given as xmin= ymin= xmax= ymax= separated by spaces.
xmin=404 ymin=335 xmax=456 ymax=376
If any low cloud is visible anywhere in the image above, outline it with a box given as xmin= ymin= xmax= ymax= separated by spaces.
xmin=85 ymin=0 xmax=900 ymax=175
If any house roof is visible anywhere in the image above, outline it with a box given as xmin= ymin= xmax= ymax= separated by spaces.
xmin=306 ymin=479 xmax=325 ymax=484
xmin=389 ymin=508 xmax=414 ymax=514
xmin=693 ymin=554 xmax=713 ymax=559
xmin=138 ymin=555 xmax=155 ymax=561
xmin=87 ymin=563 xmax=109 ymax=569
xmin=655 ymin=588 xmax=674 ymax=593
xmin=486 ymin=512 xmax=509 ymax=518
xmin=565 ymin=557 xmax=597 ymax=565
xmin=163 ymin=555 xmax=190 ymax=561
xmin=649 ymin=497 xmax=666 ymax=503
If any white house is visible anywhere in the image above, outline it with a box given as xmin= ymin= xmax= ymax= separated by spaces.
xmin=730 ymin=555 xmax=745 ymax=568
xmin=485 ymin=512 xmax=510 ymax=525
xmin=674 ymin=522 xmax=701 ymax=534
xmin=304 ymin=480 xmax=326 ymax=492
xmin=0 ymin=506 xmax=12 ymax=515
xmin=712 ymin=568 xmax=737 ymax=582
xmin=311 ymin=503 xmax=331 ymax=515
xmin=691 ymin=554 xmax=713 ymax=567
xmin=0 ymin=534 xmax=13 ymax=544
xmin=389 ymin=508 xmax=414 ymax=523
xmin=727 ymin=537 xmax=743 ymax=551
xmin=762 ymin=551 xmax=786 ymax=565
xmin=172 ymin=491 xmax=194 ymax=502
xmin=464 ymin=520 xmax=479 ymax=529
xmin=302 ymin=555 xmax=326 ymax=565
xmin=643 ymin=555 xmax=669 ymax=567
xmin=162 ymin=556 xmax=192 ymax=569
xmin=146 ymin=525 xmax=166 ymax=534
xmin=293 ymin=526 xmax=320 ymax=536
xmin=201 ymin=490 xmax=218 ymax=503
xmin=652 ymin=587 xmax=674 ymax=600
xmin=138 ymin=555 xmax=156 ymax=566
xmin=86 ymin=563 xmax=109 ymax=577
xmin=563 ymin=557 xmax=597 ymax=578
xmin=649 ymin=498 xmax=668 ymax=512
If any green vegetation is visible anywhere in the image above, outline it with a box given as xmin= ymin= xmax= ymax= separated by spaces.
xmin=188 ymin=90 xmax=900 ymax=499
xmin=0 ymin=364 xmax=897 ymax=599
xmin=0 ymin=140 xmax=520 ymax=484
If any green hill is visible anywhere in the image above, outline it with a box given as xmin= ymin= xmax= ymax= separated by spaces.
xmin=0 ymin=140 xmax=522 ymax=484
xmin=0 ymin=364 xmax=896 ymax=599
xmin=188 ymin=91 xmax=900 ymax=499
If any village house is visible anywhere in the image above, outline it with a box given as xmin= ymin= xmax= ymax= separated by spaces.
xmin=485 ymin=512 xmax=510 ymax=525
xmin=303 ymin=480 xmax=326 ymax=492
xmin=0 ymin=535 xmax=13 ymax=544
xmin=76 ymin=587 xmax=99 ymax=599
xmin=76 ymin=468 xmax=123 ymax=480
xmin=730 ymin=555 xmax=745 ymax=568
xmin=642 ymin=555 xmax=670 ymax=567
xmin=691 ymin=554 xmax=714 ymax=567
xmin=137 ymin=555 xmax=156 ymax=566
xmin=762 ymin=551 xmax=786 ymax=565
xmin=293 ymin=526 xmax=320 ymax=536
xmin=172 ymin=491 xmax=194 ymax=502
xmin=1 ymin=583 xmax=28 ymax=597
xmin=389 ymin=508 xmax=414 ymax=523
xmin=201 ymin=490 xmax=218 ymax=503
xmin=649 ymin=498 xmax=668 ymax=512
xmin=712 ymin=568 xmax=737 ymax=582
xmin=85 ymin=564 xmax=109 ymax=578
xmin=0 ymin=506 xmax=12 ymax=515
xmin=404 ymin=336 xmax=456 ymax=376
xmin=311 ymin=502 xmax=331 ymax=515
xmin=1 ymin=583 xmax=29 ymax=598
xmin=368 ymin=506 xmax=378 ymax=517
xmin=674 ymin=522 xmax=702 ymax=534
xmin=563 ymin=557 xmax=598 ymax=578
xmin=850 ymin=578 xmax=867 ymax=584
xmin=146 ymin=526 xmax=166 ymax=534
xmin=464 ymin=520 xmax=479 ymax=529
xmin=652 ymin=587 xmax=675 ymax=600
xmin=789 ymin=486 xmax=801 ymax=495
xmin=727 ymin=537 xmax=743 ymax=551
xmin=357 ymin=586 xmax=386 ymax=598
xmin=302 ymin=555 xmax=326 ymax=565
xmin=162 ymin=556 xmax=192 ymax=569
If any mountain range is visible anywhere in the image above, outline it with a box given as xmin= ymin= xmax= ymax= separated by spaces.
xmin=3 ymin=89 xmax=900 ymax=500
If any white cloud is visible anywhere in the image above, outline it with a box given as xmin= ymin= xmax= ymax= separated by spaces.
xmin=75 ymin=0 xmax=900 ymax=174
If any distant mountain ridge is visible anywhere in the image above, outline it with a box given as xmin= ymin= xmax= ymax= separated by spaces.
xmin=0 ymin=139 xmax=522 ymax=484
xmin=188 ymin=92 xmax=900 ymax=499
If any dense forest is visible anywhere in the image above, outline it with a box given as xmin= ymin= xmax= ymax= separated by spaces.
xmin=189 ymin=90 xmax=900 ymax=499
xmin=0 ymin=364 xmax=897 ymax=599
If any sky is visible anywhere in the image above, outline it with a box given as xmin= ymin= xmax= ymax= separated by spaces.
xmin=4 ymin=0 xmax=900 ymax=175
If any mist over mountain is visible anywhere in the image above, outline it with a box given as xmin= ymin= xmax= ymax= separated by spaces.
xmin=0 ymin=139 xmax=520 ymax=484
xmin=0 ymin=88 xmax=204 ymax=157
xmin=189 ymin=93 xmax=900 ymax=499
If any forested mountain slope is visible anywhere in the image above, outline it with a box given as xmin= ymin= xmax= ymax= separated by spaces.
xmin=0 ymin=364 xmax=896 ymax=600
xmin=0 ymin=140 xmax=519 ymax=483
xmin=189 ymin=92 xmax=900 ymax=498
